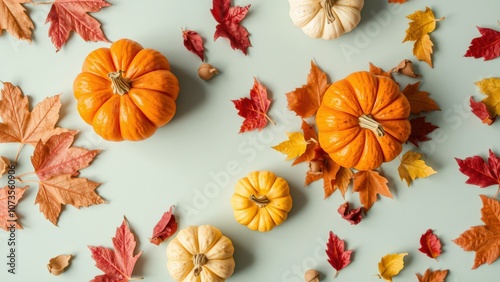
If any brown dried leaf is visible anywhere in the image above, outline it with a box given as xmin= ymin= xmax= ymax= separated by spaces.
xmin=47 ymin=254 xmax=72 ymax=276
xmin=0 ymin=156 xmax=10 ymax=178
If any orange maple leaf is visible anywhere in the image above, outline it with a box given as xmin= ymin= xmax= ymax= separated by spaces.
xmin=416 ymin=268 xmax=448 ymax=282
xmin=453 ymin=195 xmax=500 ymax=269
xmin=293 ymin=120 xmax=318 ymax=165
xmin=353 ymin=170 xmax=392 ymax=211
xmin=0 ymin=0 xmax=34 ymax=41
xmin=402 ymin=81 xmax=440 ymax=114
xmin=286 ymin=61 xmax=330 ymax=118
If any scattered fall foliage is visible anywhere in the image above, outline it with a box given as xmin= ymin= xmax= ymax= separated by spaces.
xmin=150 ymin=205 xmax=178 ymax=245
xmin=272 ymin=132 xmax=307 ymax=161
xmin=456 ymin=149 xmax=500 ymax=196
xmin=325 ymin=231 xmax=353 ymax=278
xmin=475 ymin=77 xmax=500 ymax=117
xmin=352 ymin=170 xmax=392 ymax=211
xmin=398 ymin=150 xmax=437 ymax=186
xmin=377 ymin=253 xmax=408 ymax=282
xmin=232 ymin=78 xmax=273 ymax=133
xmin=470 ymin=97 xmax=496 ymax=125
xmin=211 ymin=0 xmax=251 ymax=54
xmin=418 ymin=229 xmax=442 ymax=259
xmin=47 ymin=254 xmax=72 ymax=276
xmin=464 ymin=26 xmax=500 ymax=61
xmin=182 ymin=29 xmax=205 ymax=61
xmin=0 ymin=0 xmax=33 ymax=42
xmin=337 ymin=202 xmax=363 ymax=225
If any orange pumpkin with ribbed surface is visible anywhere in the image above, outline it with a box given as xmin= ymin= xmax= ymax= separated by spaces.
xmin=316 ymin=71 xmax=411 ymax=171
xmin=73 ymin=38 xmax=179 ymax=141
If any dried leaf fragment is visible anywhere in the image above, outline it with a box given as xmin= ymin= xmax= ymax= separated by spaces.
xmin=416 ymin=268 xmax=448 ymax=282
xmin=337 ymin=202 xmax=363 ymax=225
xmin=325 ymin=231 xmax=352 ymax=277
xmin=150 ymin=205 xmax=178 ymax=245
xmin=0 ymin=156 xmax=10 ymax=178
xmin=0 ymin=185 xmax=27 ymax=230
xmin=398 ymin=151 xmax=437 ymax=186
xmin=418 ymin=229 xmax=442 ymax=259
xmin=47 ymin=254 xmax=72 ymax=276
xmin=378 ymin=253 xmax=408 ymax=281
xmin=391 ymin=59 xmax=421 ymax=78
xmin=369 ymin=62 xmax=393 ymax=79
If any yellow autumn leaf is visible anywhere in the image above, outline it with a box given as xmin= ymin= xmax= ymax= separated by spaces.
xmin=398 ymin=151 xmax=437 ymax=186
xmin=403 ymin=7 xmax=444 ymax=67
xmin=272 ymin=132 xmax=307 ymax=160
xmin=378 ymin=253 xmax=408 ymax=282
xmin=476 ymin=77 xmax=500 ymax=116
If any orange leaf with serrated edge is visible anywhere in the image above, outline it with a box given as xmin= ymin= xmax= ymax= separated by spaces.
xmin=418 ymin=229 xmax=442 ymax=259
xmin=286 ymin=61 xmax=330 ymax=118
xmin=0 ymin=0 xmax=34 ymax=42
xmin=369 ymin=62 xmax=393 ymax=79
xmin=416 ymin=269 xmax=448 ymax=282
xmin=453 ymin=195 xmax=500 ymax=269
xmin=402 ymin=81 xmax=440 ymax=114
xmin=353 ymin=170 xmax=392 ymax=211
xmin=0 ymin=185 xmax=27 ymax=230
xmin=293 ymin=120 xmax=318 ymax=165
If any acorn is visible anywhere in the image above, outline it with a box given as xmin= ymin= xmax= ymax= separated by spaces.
xmin=198 ymin=63 xmax=218 ymax=80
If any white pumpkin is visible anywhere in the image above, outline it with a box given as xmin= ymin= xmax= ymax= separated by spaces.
xmin=166 ymin=225 xmax=235 ymax=282
xmin=289 ymin=0 xmax=364 ymax=39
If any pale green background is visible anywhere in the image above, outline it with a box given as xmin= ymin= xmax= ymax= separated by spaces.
xmin=1 ymin=0 xmax=500 ymax=281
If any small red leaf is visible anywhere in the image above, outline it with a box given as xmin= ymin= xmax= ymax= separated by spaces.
xmin=407 ymin=116 xmax=439 ymax=147
xmin=470 ymin=96 xmax=496 ymax=125
xmin=182 ymin=29 xmax=205 ymax=61
xmin=456 ymin=149 xmax=500 ymax=188
xmin=150 ymin=206 xmax=178 ymax=245
xmin=464 ymin=26 xmax=500 ymax=61
xmin=232 ymin=78 xmax=273 ymax=133
xmin=337 ymin=202 xmax=363 ymax=225
xmin=418 ymin=229 xmax=442 ymax=259
xmin=326 ymin=231 xmax=353 ymax=277
xmin=211 ymin=0 xmax=251 ymax=54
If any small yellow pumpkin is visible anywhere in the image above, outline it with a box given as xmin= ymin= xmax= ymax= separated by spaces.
xmin=166 ymin=225 xmax=235 ymax=281
xmin=231 ymin=171 xmax=293 ymax=232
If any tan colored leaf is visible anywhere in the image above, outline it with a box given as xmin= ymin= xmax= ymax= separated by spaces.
xmin=353 ymin=170 xmax=392 ymax=211
xmin=476 ymin=77 xmax=500 ymax=116
xmin=0 ymin=156 xmax=10 ymax=178
xmin=378 ymin=253 xmax=408 ymax=281
xmin=0 ymin=0 xmax=34 ymax=41
xmin=398 ymin=151 xmax=437 ymax=186
xmin=0 ymin=185 xmax=27 ymax=230
xmin=35 ymin=175 xmax=103 ymax=225
xmin=47 ymin=254 xmax=72 ymax=276
xmin=416 ymin=268 xmax=449 ymax=282
xmin=272 ymin=132 xmax=307 ymax=161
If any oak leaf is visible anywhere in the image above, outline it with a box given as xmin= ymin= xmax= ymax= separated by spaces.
xmin=456 ymin=150 xmax=500 ymax=195
xmin=0 ymin=82 xmax=67 ymax=161
xmin=182 ymin=29 xmax=205 ymax=61
xmin=272 ymin=132 xmax=307 ymax=161
xmin=403 ymin=7 xmax=444 ymax=67
xmin=0 ymin=185 xmax=27 ymax=230
xmin=89 ymin=218 xmax=143 ymax=281
xmin=31 ymin=131 xmax=100 ymax=181
xmin=378 ymin=253 xmax=408 ymax=281
xmin=416 ymin=269 xmax=448 ymax=282
xmin=418 ymin=229 xmax=442 ymax=259
xmin=398 ymin=150 xmax=437 ymax=186
xmin=453 ymin=195 xmax=500 ymax=269
xmin=475 ymin=77 xmax=500 ymax=116
xmin=465 ymin=26 xmax=500 ymax=61
xmin=150 ymin=205 xmax=178 ymax=245
xmin=337 ymin=202 xmax=362 ymax=225
xmin=470 ymin=96 xmax=496 ymax=125
xmin=35 ymin=174 xmax=103 ymax=225
xmin=369 ymin=62 xmax=393 ymax=79
xmin=211 ymin=0 xmax=251 ymax=55
xmin=293 ymin=120 xmax=318 ymax=165
xmin=325 ymin=231 xmax=352 ymax=278
xmin=232 ymin=78 xmax=273 ymax=133
xmin=352 ymin=170 xmax=392 ymax=211
xmin=286 ymin=61 xmax=330 ymax=118
xmin=0 ymin=0 xmax=34 ymax=41
xmin=407 ymin=116 xmax=439 ymax=147
xmin=402 ymin=81 xmax=440 ymax=114
xmin=47 ymin=254 xmax=72 ymax=276
xmin=46 ymin=0 xmax=111 ymax=51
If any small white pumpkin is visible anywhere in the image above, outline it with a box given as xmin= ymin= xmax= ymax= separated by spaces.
xmin=289 ymin=0 xmax=364 ymax=39
xmin=166 ymin=225 xmax=235 ymax=282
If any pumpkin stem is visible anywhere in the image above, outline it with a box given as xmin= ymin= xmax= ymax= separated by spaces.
xmin=323 ymin=0 xmax=337 ymax=24
xmin=108 ymin=70 xmax=131 ymax=95
xmin=192 ymin=254 xmax=208 ymax=277
xmin=249 ymin=194 xmax=270 ymax=208
xmin=358 ymin=114 xmax=385 ymax=137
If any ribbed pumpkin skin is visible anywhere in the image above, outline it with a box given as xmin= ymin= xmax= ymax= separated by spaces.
xmin=73 ymin=38 xmax=180 ymax=141
xmin=316 ymin=71 xmax=411 ymax=171
xmin=231 ymin=171 xmax=293 ymax=232
xmin=166 ymin=225 xmax=235 ymax=282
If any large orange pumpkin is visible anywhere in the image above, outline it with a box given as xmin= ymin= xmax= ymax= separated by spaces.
xmin=316 ymin=71 xmax=411 ymax=171
xmin=73 ymin=38 xmax=180 ymax=141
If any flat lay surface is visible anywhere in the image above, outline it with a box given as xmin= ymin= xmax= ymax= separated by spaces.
xmin=1 ymin=0 xmax=500 ymax=281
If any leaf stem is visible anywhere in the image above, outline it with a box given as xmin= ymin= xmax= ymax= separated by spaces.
xmin=14 ymin=144 xmax=24 ymax=164
xmin=265 ymin=114 xmax=276 ymax=125
xmin=15 ymin=171 xmax=35 ymax=179
xmin=435 ymin=16 xmax=445 ymax=22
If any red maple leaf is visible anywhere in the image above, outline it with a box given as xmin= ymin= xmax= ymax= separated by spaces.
xmin=337 ymin=202 xmax=363 ymax=225
xmin=232 ymin=78 xmax=273 ymax=133
xmin=211 ymin=0 xmax=251 ymax=55
xmin=89 ymin=218 xmax=142 ymax=281
xmin=407 ymin=116 xmax=439 ymax=147
xmin=418 ymin=229 xmax=442 ymax=259
xmin=150 ymin=206 xmax=178 ymax=245
xmin=182 ymin=29 xmax=205 ymax=61
xmin=470 ymin=96 xmax=496 ymax=125
xmin=45 ymin=0 xmax=111 ymax=51
xmin=456 ymin=149 xmax=500 ymax=196
xmin=464 ymin=26 xmax=500 ymax=61
xmin=31 ymin=131 xmax=101 ymax=181
xmin=326 ymin=231 xmax=353 ymax=278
